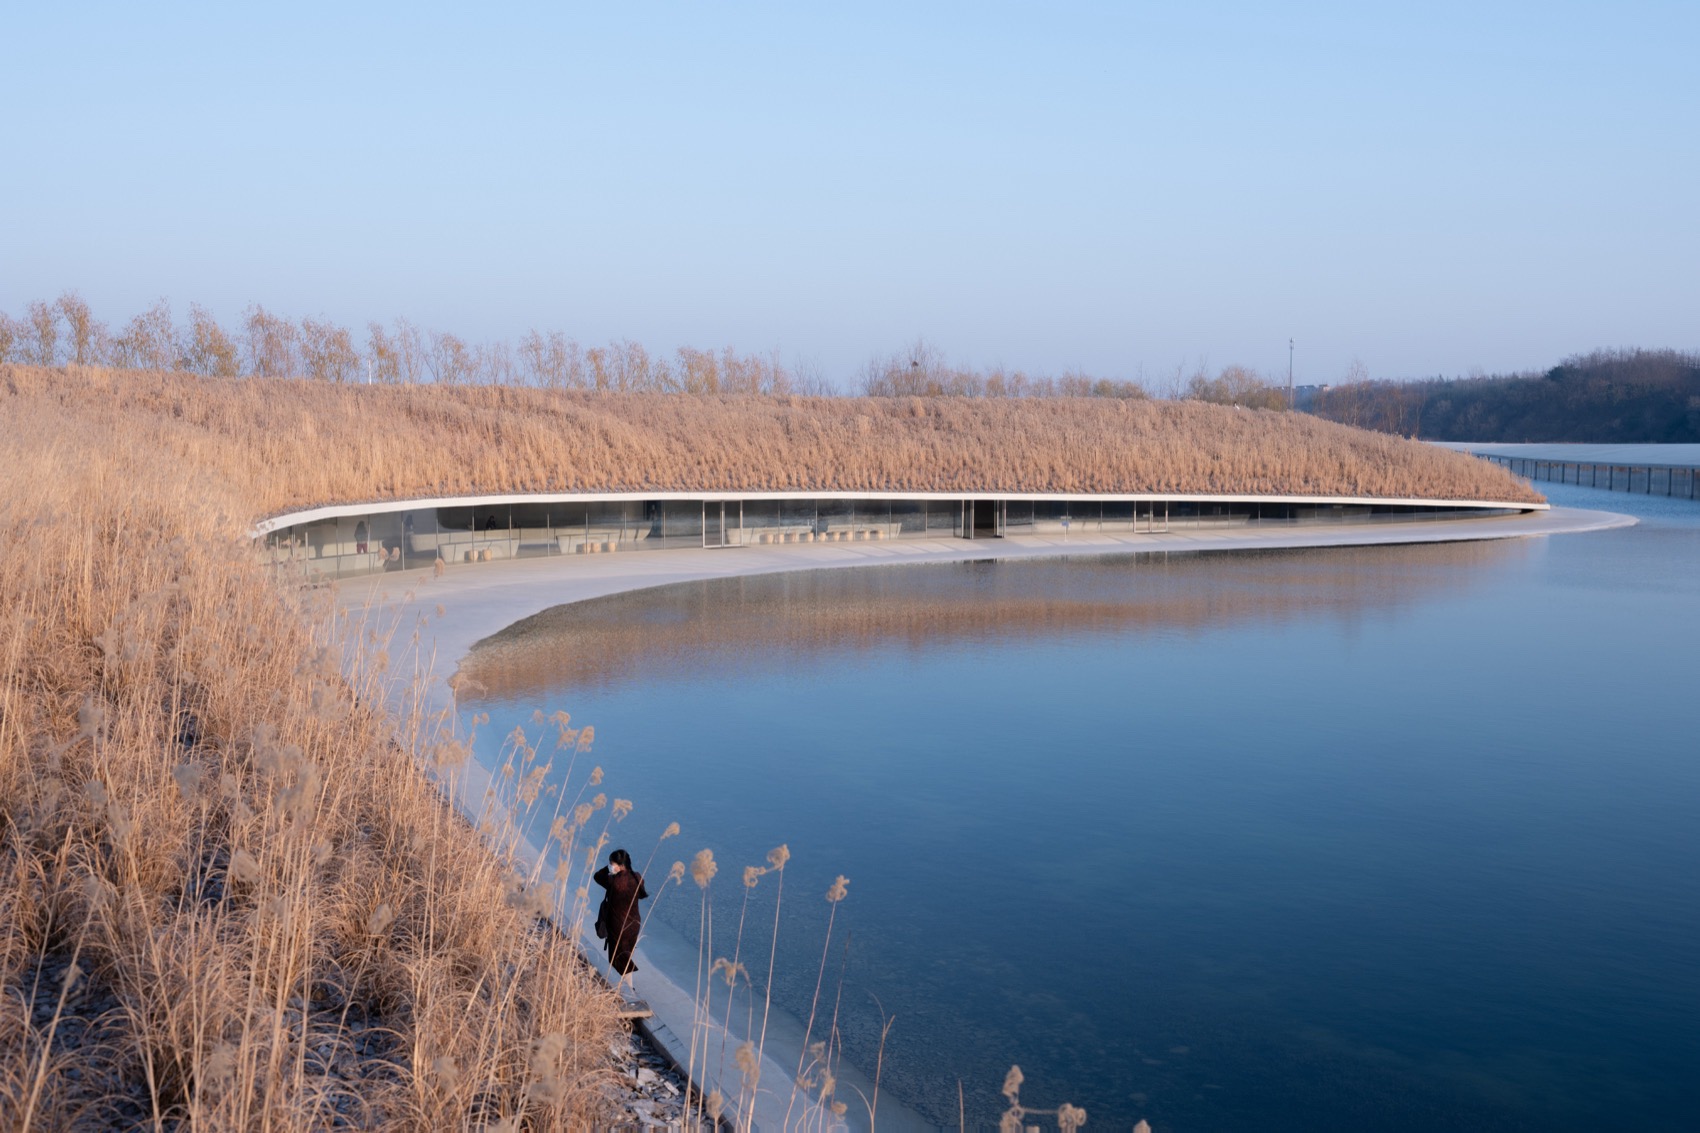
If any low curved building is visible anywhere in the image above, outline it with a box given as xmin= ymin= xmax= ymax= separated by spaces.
xmin=257 ymin=488 xmax=1544 ymax=579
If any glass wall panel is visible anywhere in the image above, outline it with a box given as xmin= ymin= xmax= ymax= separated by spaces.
xmin=427 ymin=503 xmax=515 ymax=563
xmin=543 ymin=504 xmax=584 ymax=552
xmin=740 ymin=500 xmax=781 ymax=543
xmin=571 ymin=501 xmax=642 ymax=553
xmin=301 ymin=520 xmax=334 ymax=559
xmin=472 ymin=505 xmax=510 ymax=534
xmin=1033 ymin=500 xmax=1068 ymax=532
xmin=435 ymin=506 xmax=474 ymax=533
xmin=313 ymin=510 xmax=374 ymax=576
xmin=1196 ymin=503 xmax=1253 ymax=527
xmin=780 ymin=498 xmax=818 ymax=535
xmin=510 ymin=502 xmax=551 ymax=531
xmin=586 ymin=501 xmax=643 ymax=525
xmin=926 ymin=500 xmax=962 ymax=535
xmin=743 ymin=500 xmax=780 ymax=530
xmin=548 ymin=502 xmax=588 ymax=529
xmin=852 ymin=499 xmax=893 ymax=539
xmin=892 ymin=499 xmax=927 ymax=535
xmin=812 ymin=498 xmax=848 ymax=541
xmin=659 ymin=501 xmax=702 ymax=547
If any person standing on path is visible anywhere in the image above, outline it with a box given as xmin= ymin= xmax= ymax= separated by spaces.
xmin=594 ymin=849 xmax=649 ymax=995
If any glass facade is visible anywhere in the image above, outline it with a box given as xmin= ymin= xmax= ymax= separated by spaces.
xmin=259 ymin=496 xmax=1527 ymax=581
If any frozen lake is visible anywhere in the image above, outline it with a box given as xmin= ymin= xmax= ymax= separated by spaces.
xmin=462 ymin=483 xmax=1699 ymax=1130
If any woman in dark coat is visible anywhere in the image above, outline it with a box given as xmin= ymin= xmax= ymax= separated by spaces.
xmin=593 ymin=849 xmax=648 ymax=990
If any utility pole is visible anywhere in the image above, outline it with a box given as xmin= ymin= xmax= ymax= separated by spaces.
xmin=1287 ymin=338 xmax=1294 ymax=410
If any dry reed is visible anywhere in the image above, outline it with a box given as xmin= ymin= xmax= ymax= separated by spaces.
xmin=0 ymin=378 xmax=629 ymax=1127
xmin=3 ymin=365 xmax=1540 ymax=517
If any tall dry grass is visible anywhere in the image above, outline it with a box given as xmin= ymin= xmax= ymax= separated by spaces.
xmin=0 ymin=361 xmax=1535 ymax=1130
xmin=2 ymin=365 xmax=1540 ymax=515
xmin=0 ymin=385 xmax=628 ymax=1127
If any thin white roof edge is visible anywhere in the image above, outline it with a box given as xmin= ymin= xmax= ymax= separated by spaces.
xmin=252 ymin=490 xmax=1547 ymax=536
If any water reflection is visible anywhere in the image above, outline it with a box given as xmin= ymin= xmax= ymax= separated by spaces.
xmin=460 ymin=541 xmax=1524 ymax=701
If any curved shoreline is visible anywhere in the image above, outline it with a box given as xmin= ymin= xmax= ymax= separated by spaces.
xmin=339 ymin=505 xmax=1631 ymax=1130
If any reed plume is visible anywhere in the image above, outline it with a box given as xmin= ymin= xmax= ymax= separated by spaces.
xmin=0 ymin=378 xmax=627 ymax=1129
xmin=784 ymin=875 xmax=852 ymax=1128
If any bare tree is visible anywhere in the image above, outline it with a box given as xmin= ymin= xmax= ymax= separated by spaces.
xmin=244 ymin=305 xmax=298 ymax=377
xmin=762 ymin=347 xmax=793 ymax=395
xmin=392 ymin=318 xmax=425 ymax=383
xmin=112 ymin=299 xmax=179 ymax=371
xmin=856 ymin=339 xmax=1152 ymax=400
xmin=0 ymin=310 xmax=25 ymax=363
xmin=861 ymin=339 xmax=981 ymax=396
xmin=788 ymin=356 xmax=837 ymax=396
xmin=517 ymin=329 xmax=549 ymax=386
xmin=183 ymin=305 xmax=240 ymax=376
xmin=607 ymin=340 xmax=653 ymax=390
xmin=1092 ymin=377 xmax=1146 ymax=400
xmin=427 ymin=331 xmax=472 ymax=383
xmin=299 ymin=318 xmax=359 ymax=382
xmin=481 ymin=339 xmax=517 ymax=384
xmin=585 ymin=346 xmax=610 ymax=390
xmin=366 ymin=322 xmax=400 ymax=383
xmin=1187 ymin=363 xmax=1286 ymax=410
xmin=520 ymin=330 xmax=582 ymax=388
xmin=26 ymin=301 xmax=59 ymax=366
xmin=1331 ymin=359 xmax=1373 ymax=428
xmin=56 ymin=291 xmax=106 ymax=366
xmin=722 ymin=346 xmax=760 ymax=394
xmin=673 ymin=345 xmax=719 ymax=393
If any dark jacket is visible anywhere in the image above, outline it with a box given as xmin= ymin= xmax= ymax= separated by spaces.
xmin=592 ymin=866 xmax=649 ymax=975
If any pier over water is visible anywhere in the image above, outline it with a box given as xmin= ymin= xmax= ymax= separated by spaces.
xmin=1440 ymin=442 xmax=1700 ymax=500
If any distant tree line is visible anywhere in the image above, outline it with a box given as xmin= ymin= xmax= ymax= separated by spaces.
xmin=1300 ymin=349 xmax=1700 ymax=442
xmin=1 ymin=294 xmax=1174 ymax=400
xmin=859 ymin=339 xmax=1150 ymax=399
xmin=0 ymin=292 xmax=826 ymax=393
xmin=45 ymin=293 xmax=1684 ymax=437
xmin=0 ymin=293 xmax=1307 ymax=406
xmin=862 ymin=344 xmax=1315 ymax=408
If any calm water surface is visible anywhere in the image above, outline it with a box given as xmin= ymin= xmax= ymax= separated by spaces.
xmin=464 ymin=483 xmax=1700 ymax=1131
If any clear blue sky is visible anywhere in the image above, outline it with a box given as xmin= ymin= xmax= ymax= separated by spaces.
xmin=4 ymin=1 xmax=1695 ymax=387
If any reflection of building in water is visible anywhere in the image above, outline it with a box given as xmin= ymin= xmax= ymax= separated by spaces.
xmin=256 ymin=490 xmax=1539 ymax=580
xmin=456 ymin=541 xmax=1522 ymax=702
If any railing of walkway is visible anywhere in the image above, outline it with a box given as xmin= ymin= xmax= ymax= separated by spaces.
xmin=1480 ymin=455 xmax=1699 ymax=499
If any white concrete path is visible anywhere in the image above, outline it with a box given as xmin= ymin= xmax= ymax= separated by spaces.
xmin=337 ymin=504 xmax=1631 ymax=1132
